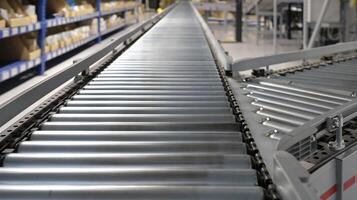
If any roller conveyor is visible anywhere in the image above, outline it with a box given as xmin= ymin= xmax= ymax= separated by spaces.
xmin=0 ymin=3 xmax=265 ymax=200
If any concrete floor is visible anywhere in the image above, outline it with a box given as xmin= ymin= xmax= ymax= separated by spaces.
xmin=209 ymin=22 xmax=304 ymax=76
xmin=210 ymin=23 xmax=302 ymax=60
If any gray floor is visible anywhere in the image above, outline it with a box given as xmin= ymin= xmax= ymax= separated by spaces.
xmin=210 ymin=22 xmax=304 ymax=76
xmin=210 ymin=23 xmax=302 ymax=60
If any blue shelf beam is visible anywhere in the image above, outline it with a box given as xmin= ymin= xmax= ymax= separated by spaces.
xmin=47 ymin=12 xmax=99 ymax=28
xmin=37 ymin=0 xmax=47 ymax=75
xmin=0 ymin=58 xmax=41 ymax=82
xmin=96 ymin=0 xmax=102 ymax=43
xmin=0 ymin=23 xmax=41 ymax=39
xmin=45 ymin=34 xmax=99 ymax=61
xmin=0 ymin=22 xmax=134 ymax=83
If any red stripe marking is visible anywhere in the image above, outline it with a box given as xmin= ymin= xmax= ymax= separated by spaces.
xmin=320 ymin=185 xmax=337 ymax=200
xmin=320 ymin=175 xmax=356 ymax=200
xmin=343 ymin=176 xmax=356 ymax=191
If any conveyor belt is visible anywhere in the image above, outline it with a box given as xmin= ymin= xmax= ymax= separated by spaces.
xmin=0 ymin=3 xmax=265 ymax=200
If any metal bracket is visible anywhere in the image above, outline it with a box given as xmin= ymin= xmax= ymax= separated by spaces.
xmin=327 ymin=114 xmax=345 ymax=150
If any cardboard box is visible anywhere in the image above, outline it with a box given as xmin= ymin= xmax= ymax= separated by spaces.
xmin=8 ymin=16 xmax=32 ymax=27
xmin=24 ymin=5 xmax=37 ymax=23
xmin=71 ymin=34 xmax=80 ymax=43
xmin=45 ymin=45 xmax=50 ymax=54
xmin=0 ymin=36 xmax=40 ymax=60
xmin=59 ymin=40 xmax=66 ymax=48
xmin=6 ymin=0 xmax=23 ymax=14
xmin=50 ymin=42 xmax=59 ymax=52
xmin=29 ymin=15 xmax=37 ymax=23
xmin=20 ymin=34 xmax=38 ymax=51
xmin=0 ymin=19 xmax=5 ymax=28
xmin=26 ymin=49 xmax=40 ymax=60
xmin=0 ymin=0 xmax=36 ymax=27
xmin=47 ymin=0 xmax=67 ymax=15
xmin=64 ymin=37 xmax=72 ymax=46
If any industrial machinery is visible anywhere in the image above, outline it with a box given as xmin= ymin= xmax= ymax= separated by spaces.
xmin=230 ymin=41 xmax=357 ymax=200
xmin=0 ymin=1 xmax=356 ymax=200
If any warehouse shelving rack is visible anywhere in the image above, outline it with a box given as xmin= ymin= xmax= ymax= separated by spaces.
xmin=0 ymin=0 xmax=140 ymax=83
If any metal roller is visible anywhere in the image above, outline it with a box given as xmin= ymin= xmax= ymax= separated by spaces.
xmin=40 ymin=122 xmax=240 ymax=131
xmin=247 ymin=93 xmax=333 ymax=110
xmin=0 ymin=168 xmax=257 ymax=186
xmin=78 ymin=89 xmax=226 ymax=95
xmin=0 ymin=3 xmax=265 ymax=199
xmin=96 ymin=74 xmax=219 ymax=78
xmin=0 ymin=185 xmax=264 ymax=200
xmin=4 ymin=153 xmax=252 ymax=168
xmin=49 ymin=113 xmax=234 ymax=123
xmin=59 ymin=107 xmax=231 ymax=114
xmin=66 ymin=100 xmax=229 ymax=107
xmin=72 ymin=94 xmax=227 ymax=101
xmin=92 ymin=77 xmax=220 ymax=82
xmin=247 ymin=84 xmax=346 ymax=105
xmin=30 ymin=131 xmax=242 ymax=142
xmin=246 ymin=88 xmax=343 ymax=107
xmin=251 ymin=101 xmax=318 ymax=120
xmin=82 ymin=85 xmax=223 ymax=90
xmin=17 ymin=141 xmax=246 ymax=153
xmin=100 ymin=71 xmax=218 ymax=74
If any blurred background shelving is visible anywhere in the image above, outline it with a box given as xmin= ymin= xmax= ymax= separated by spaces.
xmin=0 ymin=0 xmax=142 ymax=83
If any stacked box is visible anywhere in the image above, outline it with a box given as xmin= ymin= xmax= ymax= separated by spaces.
xmin=0 ymin=32 xmax=40 ymax=60
xmin=106 ymin=14 xmax=124 ymax=29
xmin=0 ymin=15 xmax=5 ymax=28
xmin=46 ymin=25 xmax=91 ymax=52
xmin=0 ymin=0 xmax=37 ymax=27
xmin=47 ymin=0 xmax=95 ymax=18
xmin=101 ymin=1 xmax=125 ymax=12
xmin=125 ymin=1 xmax=138 ymax=8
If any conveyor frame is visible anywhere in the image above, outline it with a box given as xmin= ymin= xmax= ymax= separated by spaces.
xmin=0 ymin=3 xmax=278 ymax=200
xmin=228 ymin=41 xmax=357 ymax=200
xmin=0 ymin=5 xmax=174 ymax=146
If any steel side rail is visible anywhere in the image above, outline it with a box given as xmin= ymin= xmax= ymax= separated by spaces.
xmin=232 ymin=41 xmax=357 ymax=77
xmin=278 ymin=98 xmax=357 ymax=150
xmin=191 ymin=2 xmax=232 ymax=72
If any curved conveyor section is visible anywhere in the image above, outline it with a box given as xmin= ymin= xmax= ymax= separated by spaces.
xmin=0 ymin=3 xmax=265 ymax=200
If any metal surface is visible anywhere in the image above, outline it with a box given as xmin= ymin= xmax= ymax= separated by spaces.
xmin=0 ymin=3 xmax=264 ymax=200
xmin=228 ymin=56 xmax=357 ymax=184
xmin=232 ymin=41 xmax=357 ymax=74
xmin=243 ymin=80 xmax=352 ymax=135
xmin=191 ymin=3 xmax=232 ymax=72
xmin=273 ymin=151 xmax=319 ymax=200
xmin=277 ymin=59 xmax=357 ymax=93
xmin=0 ymin=5 xmax=173 ymax=130
xmin=227 ymin=42 xmax=357 ymax=200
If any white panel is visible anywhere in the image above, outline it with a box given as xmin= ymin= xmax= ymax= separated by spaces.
xmin=307 ymin=0 xmax=340 ymax=23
